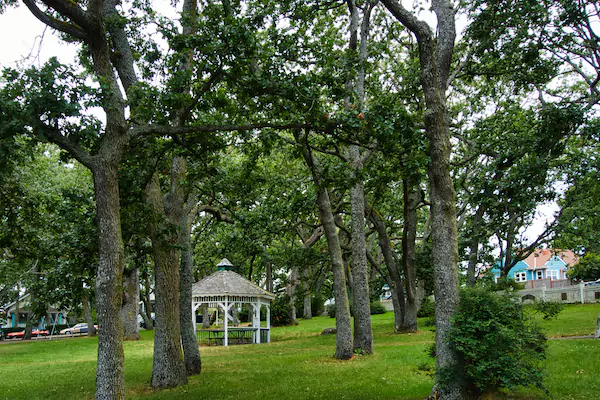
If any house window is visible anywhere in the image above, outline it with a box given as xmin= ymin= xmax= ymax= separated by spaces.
xmin=514 ymin=272 xmax=527 ymax=282
xmin=561 ymin=293 xmax=567 ymax=301
xmin=536 ymin=270 xmax=544 ymax=280
xmin=595 ymin=292 xmax=600 ymax=300
xmin=548 ymin=270 xmax=559 ymax=280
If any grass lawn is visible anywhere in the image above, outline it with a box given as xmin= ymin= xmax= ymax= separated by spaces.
xmin=0 ymin=303 xmax=599 ymax=400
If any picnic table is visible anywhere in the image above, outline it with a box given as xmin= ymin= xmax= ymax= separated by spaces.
xmin=205 ymin=327 xmax=260 ymax=345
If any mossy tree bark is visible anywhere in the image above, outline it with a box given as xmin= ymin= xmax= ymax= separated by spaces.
xmin=145 ymin=160 xmax=187 ymax=389
xmin=298 ymin=137 xmax=353 ymax=360
xmin=402 ymin=180 xmax=420 ymax=332
xmin=180 ymin=195 xmax=202 ymax=376
xmin=381 ymin=1 xmax=463 ymax=398
xmin=345 ymin=0 xmax=377 ymax=354
xmin=122 ymin=268 xmax=140 ymax=341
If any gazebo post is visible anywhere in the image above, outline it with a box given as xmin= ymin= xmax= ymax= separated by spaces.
xmin=223 ymin=298 xmax=229 ymax=346
xmin=192 ymin=303 xmax=197 ymax=336
xmin=254 ymin=301 xmax=260 ymax=344
xmin=266 ymin=304 xmax=271 ymax=343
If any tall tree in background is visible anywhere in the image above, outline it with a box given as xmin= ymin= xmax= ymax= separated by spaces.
xmin=298 ymin=134 xmax=354 ymax=360
xmin=144 ymin=157 xmax=188 ymax=388
xmin=345 ymin=0 xmax=375 ymax=355
xmin=381 ymin=1 xmax=462 ymax=398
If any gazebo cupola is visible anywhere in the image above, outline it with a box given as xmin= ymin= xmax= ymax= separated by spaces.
xmin=191 ymin=258 xmax=275 ymax=346
xmin=216 ymin=258 xmax=235 ymax=271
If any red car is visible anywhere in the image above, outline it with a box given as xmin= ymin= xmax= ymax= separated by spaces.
xmin=6 ymin=329 xmax=49 ymax=339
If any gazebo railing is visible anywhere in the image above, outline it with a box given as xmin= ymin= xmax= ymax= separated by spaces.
xmin=195 ymin=327 xmax=270 ymax=346
xmin=260 ymin=328 xmax=269 ymax=343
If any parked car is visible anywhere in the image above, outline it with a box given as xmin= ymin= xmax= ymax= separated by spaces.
xmin=59 ymin=323 xmax=98 ymax=335
xmin=6 ymin=329 xmax=49 ymax=339
xmin=584 ymin=278 xmax=600 ymax=286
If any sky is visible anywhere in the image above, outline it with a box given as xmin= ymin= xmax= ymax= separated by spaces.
xmin=0 ymin=2 xmax=559 ymax=246
xmin=0 ymin=6 xmax=78 ymax=69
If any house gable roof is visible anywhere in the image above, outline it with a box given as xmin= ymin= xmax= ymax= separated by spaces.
xmin=523 ymin=249 xmax=579 ymax=270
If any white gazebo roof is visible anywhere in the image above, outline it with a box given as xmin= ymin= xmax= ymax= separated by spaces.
xmin=192 ymin=269 xmax=275 ymax=303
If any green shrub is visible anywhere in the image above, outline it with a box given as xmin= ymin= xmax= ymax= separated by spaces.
xmin=493 ymin=275 xmax=526 ymax=291
xmin=236 ymin=305 xmax=266 ymax=323
xmin=446 ymin=287 xmax=547 ymax=397
xmin=238 ymin=308 xmax=249 ymax=322
xmin=369 ymin=301 xmax=387 ymax=315
xmin=417 ymin=296 xmax=435 ymax=318
xmin=326 ymin=303 xmax=336 ymax=318
xmin=271 ymin=295 xmax=293 ymax=326
xmin=311 ymin=295 xmax=325 ymax=316
xmin=532 ymin=299 xmax=565 ymax=320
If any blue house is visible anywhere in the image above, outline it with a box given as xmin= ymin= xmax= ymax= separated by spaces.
xmin=2 ymin=293 xmax=67 ymax=329
xmin=491 ymin=249 xmax=578 ymax=284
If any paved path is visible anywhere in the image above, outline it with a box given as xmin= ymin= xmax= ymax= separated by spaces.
xmin=549 ymin=335 xmax=596 ymax=340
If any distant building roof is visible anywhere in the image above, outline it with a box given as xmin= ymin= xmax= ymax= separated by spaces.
xmin=524 ymin=249 xmax=579 ymax=270
xmin=191 ymin=270 xmax=275 ymax=300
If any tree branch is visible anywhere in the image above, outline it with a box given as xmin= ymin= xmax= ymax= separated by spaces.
xmin=23 ymin=0 xmax=87 ymax=41
xmin=380 ymin=0 xmax=433 ymax=42
xmin=299 ymin=226 xmax=325 ymax=248
xmin=103 ymin=0 xmax=138 ymax=94
xmin=198 ymin=205 xmax=234 ymax=224
xmin=41 ymin=0 xmax=91 ymax=32
xmin=432 ymin=0 xmax=456 ymax=91
xmin=35 ymin=124 xmax=93 ymax=169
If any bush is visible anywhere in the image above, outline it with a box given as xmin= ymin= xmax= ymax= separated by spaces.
xmin=326 ymin=303 xmax=336 ymax=318
xmin=532 ymin=299 xmax=565 ymax=320
xmin=238 ymin=308 xmax=249 ymax=323
xmin=445 ymin=287 xmax=547 ymax=397
xmin=271 ymin=295 xmax=293 ymax=326
xmin=417 ymin=296 xmax=435 ymax=318
xmin=369 ymin=301 xmax=387 ymax=315
xmin=311 ymin=295 xmax=325 ymax=316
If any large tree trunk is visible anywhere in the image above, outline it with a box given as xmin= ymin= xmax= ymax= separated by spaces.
xmin=202 ymin=305 xmax=211 ymax=329
xmin=402 ymin=180 xmax=420 ymax=332
xmin=20 ymin=2 xmax=132 ymax=398
xmin=180 ymin=197 xmax=201 ymax=376
xmin=82 ymin=293 xmax=97 ymax=337
xmin=145 ymin=166 xmax=187 ymax=389
xmin=349 ymin=149 xmax=373 ymax=354
xmin=345 ymin=0 xmax=375 ymax=354
xmin=266 ymin=262 xmax=273 ymax=293
xmin=300 ymin=142 xmax=353 ymax=360
xmin=93 ymin=160 xmax=126 ymax=400
xmin=23 ymin=307 xmax=33 ymax=340
xmin=121 ymin=268 xmax=139 ymax=340
xmin=302 ymin=265 xmax=312 ymax=320
xmin=381 ymin=1 xmax=463 ymax=398
xmin=287 ymin=265 xmax=299 ymax=325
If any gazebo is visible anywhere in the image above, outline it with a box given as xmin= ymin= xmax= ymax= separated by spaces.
xmin=191 ymin=258 xmax=275 ymax=346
